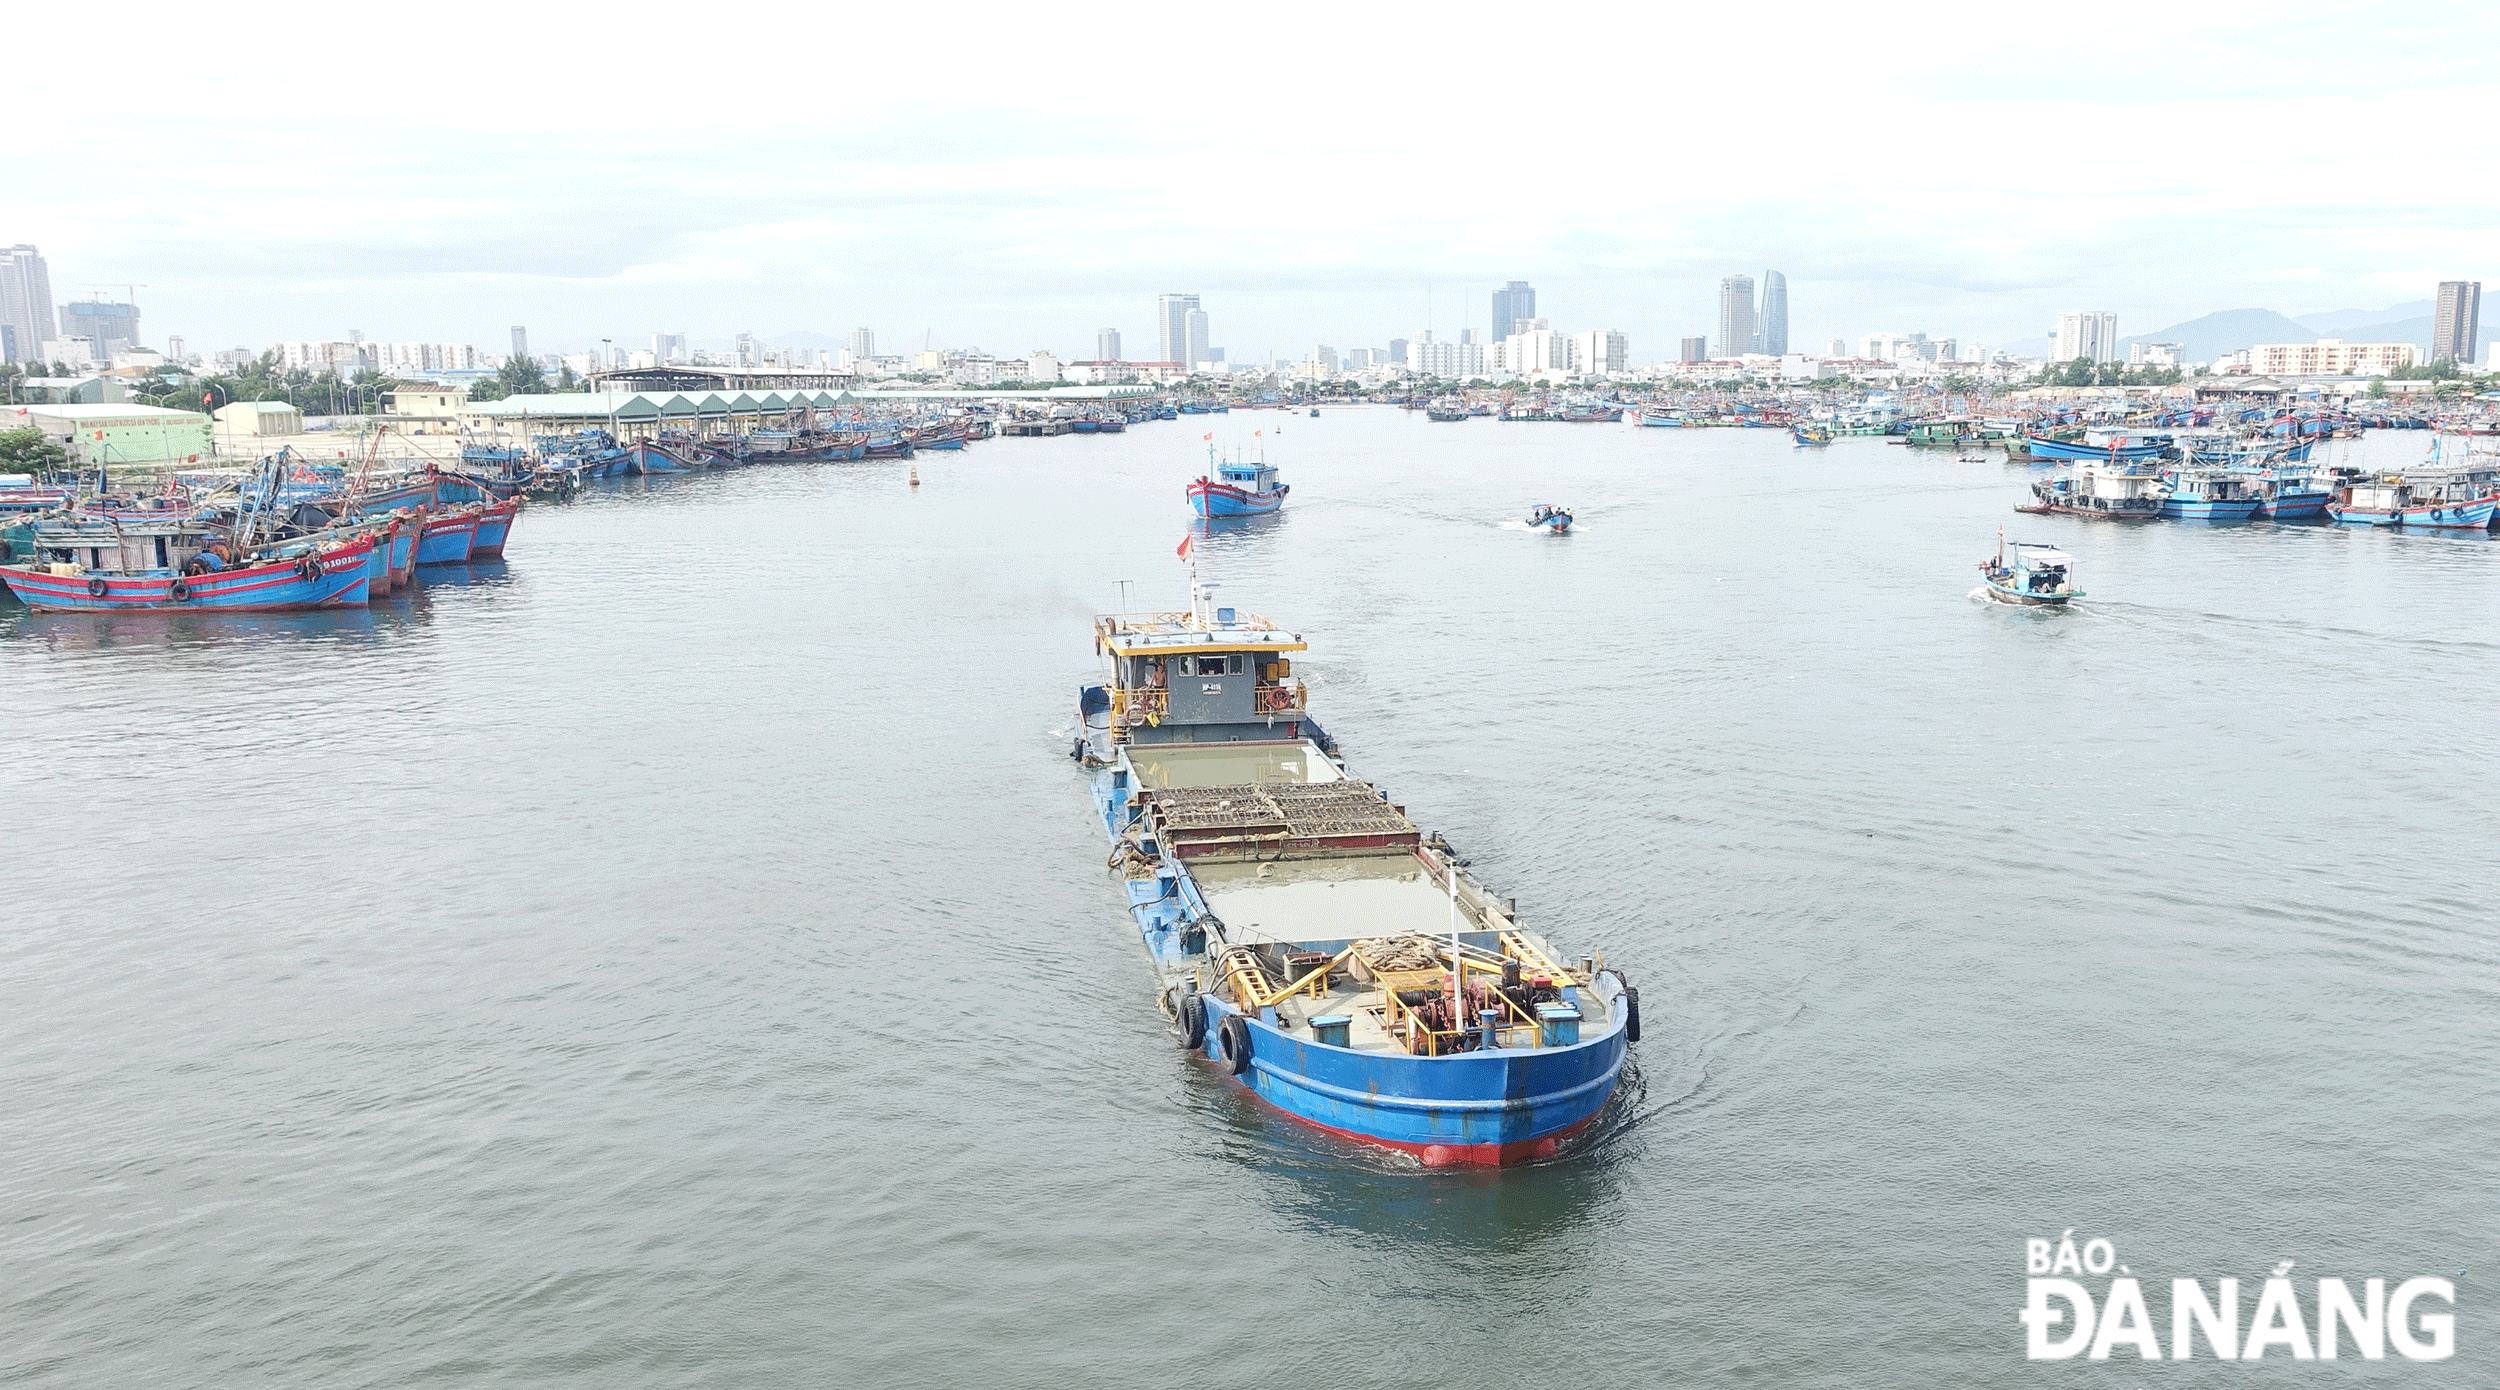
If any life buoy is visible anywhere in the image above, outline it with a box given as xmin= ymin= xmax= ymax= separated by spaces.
xmin=1217 ymin=1013 xmax=1252 ymax=1075
xmin=1178 ymin=993 xmax=1207 ymax=1050
xmin=168 ymin=577 xmax=192 ymax=602
xmin=86 ymin=576 xmax=109 ymax=598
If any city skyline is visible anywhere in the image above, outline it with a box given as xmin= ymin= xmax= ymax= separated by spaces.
xmin=6 ymin=7 xmax=2494 ymax=366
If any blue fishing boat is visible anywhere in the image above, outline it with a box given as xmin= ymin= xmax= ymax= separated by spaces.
xmin=2328 ymin=478 xmax=2500 ymax=530
xmin=2025 ymin=432 xmax=2167 ymax=463
xmin=1977 ymin=532 xmax=2081 ymax=606
xmin=626 ymin=440 xmax=701 ymax=475
xmin=2157 ymin=469 xmax=2262 ymax=521
xmin=1792 ymin=423 xmax=1833 ymax=446
xmin=1073 ymin=584 xmax=1637 ymax=1166
xmin=1526 ymin=503 xmax=1573 ymax=533
xmin=0 ymin=529 xmax=376 ymax=612
xmin=1187 ymin=447 xmax=1287 ymax=518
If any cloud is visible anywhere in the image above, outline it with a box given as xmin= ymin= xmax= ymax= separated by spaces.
xmin=11 ymin=1 xmax=2499 ymax=355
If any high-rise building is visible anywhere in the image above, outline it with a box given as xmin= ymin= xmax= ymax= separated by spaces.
xmin=1183 ymin=308 xmax=1210 ymax=368
xmin=1097 ymin=327 xmax=1121 ymax=361
xmin=2432 ymin=281 xmax=2480 ymax=364
xmin=653 ymin=331 xmax=687 ymax=363
xmin=60 ymin=299 xmax=140 ymax=360
xmin=2052 ymin=312 xmax=2119 ymax=364
xmin=510 ymin=326 xmax=530 ymax=362
xmin=2 ymin=245 xmax=59 ymax=363
xmin=1717 ymin=275 xmax=1758 ymax=356
xmin=1679 ymin=336 xmax=1708 ymax=363
xmin=1157 ymin=293 xmax=1201 ymax=366
xmin=1490 ymin=281 xmax=1536 ymax=340
xmin=734 ymin=332 xmax=757 ymax=367
xmin=1827 ymin=337 xmax=1848 ymax=357
xmin=1387 ymin=337 xmax=1407 ymax=368
xmin=845 ymin=327 xmax=876 ymax=362
xmin=1758 ymin=271 xmax=1789 ymax=355
xmin=1311 ymin=344 xmax=1338 ymax=374
xmin=1570 ymin=329 xmax=1628 ymax=377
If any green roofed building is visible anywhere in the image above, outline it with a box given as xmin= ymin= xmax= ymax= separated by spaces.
xmin=11 ymin=402 xmax=212 ymax=469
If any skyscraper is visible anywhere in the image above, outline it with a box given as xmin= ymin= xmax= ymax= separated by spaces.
xmin=1717 ymin=275 xmax=1758 ymax=356
xmin=1679 ymin=336 xmax=1707 ymax=363
xmin=847 ymin=327 xmax=876 ymax=361
xmin=60 ymin=300 xmax=140 ymax=360
xmin=1758 ymin=271 xmax=1789 ymax=355
xmin=1490 ymin=281 xmax=1536 ymax=339
xmin=0 ymin=245 xmax=56 ymax=363
xmin=2432 ymin=281 xmax=2481 ymax=364
xmin=510 ymin=326 xmax=530 ymax=362
xmin=2052 ymin=312 xmax=2119 ymax=364
xmin=1183 ymin=308 xmax=1210 ymax=368
xmin=1157 ymin=293 xmax=1200 ymax=365
xmin=1098 ymin=328 xmax=1121 ymax=361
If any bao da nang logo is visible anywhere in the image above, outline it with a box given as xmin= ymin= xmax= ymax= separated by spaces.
xmin=2021 ymin=1231 xmax=2456 ymax=1361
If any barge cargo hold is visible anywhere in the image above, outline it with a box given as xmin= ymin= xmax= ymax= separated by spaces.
xmin=1074 ymin=584 xmax=1636 ymax=1167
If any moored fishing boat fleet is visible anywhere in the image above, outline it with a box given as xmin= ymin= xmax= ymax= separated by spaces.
xmin=0 ymin=396 xmax=1206 ymax=615
xmin=0 ymin=446 xmax=522 ymax=613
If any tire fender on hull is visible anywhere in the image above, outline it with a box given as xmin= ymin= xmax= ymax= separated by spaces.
xmin=1178 ymin=993 xmax=1207 ymax=1051
xmin=1217 ymin=1013 xmax=1252 ymax=1075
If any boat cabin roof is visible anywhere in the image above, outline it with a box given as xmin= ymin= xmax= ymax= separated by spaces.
xmin=1095 ymin=609 xmax=1306 ymax=656
xmin=2014 ymin=545 xmax=2074 ymax=565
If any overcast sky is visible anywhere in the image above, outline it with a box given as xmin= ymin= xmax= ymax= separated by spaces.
xmin=11 ymin=1 xmax=2497 ymax=362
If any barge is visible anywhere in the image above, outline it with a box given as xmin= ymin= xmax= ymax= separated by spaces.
xmin=1074 ymin=584 xmax=1637 ymax=1167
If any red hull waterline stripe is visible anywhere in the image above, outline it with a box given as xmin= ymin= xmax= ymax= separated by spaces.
xmin=1233 ymin=1074 xmax=1604 ymax=1168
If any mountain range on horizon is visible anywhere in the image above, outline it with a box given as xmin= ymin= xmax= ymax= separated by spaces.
xmin=2122 ymin=298 xmax=2496 ymax=365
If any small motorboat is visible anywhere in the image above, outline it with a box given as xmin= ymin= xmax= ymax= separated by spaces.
xmin=1526 ymin=503 xmax=1573 ymax=534
xmin=1977 ymin=529 xmax=2081 ymax=606
xmin=1792 ymin=423 xmax=1833 ymax=446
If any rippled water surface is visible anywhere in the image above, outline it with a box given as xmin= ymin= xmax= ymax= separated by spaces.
xmin=4 ymin=411 xmax=2494 ymax=1386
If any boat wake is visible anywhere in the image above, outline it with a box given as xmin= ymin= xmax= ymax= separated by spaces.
xmin=1499 ymin=519 xmax=1587 ymax=534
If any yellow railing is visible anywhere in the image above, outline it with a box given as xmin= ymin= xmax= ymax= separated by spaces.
xmin=1111 ymin=686 xmax=1168 ymax=724
xmin=1254 ymin=681 xmax=1307 ymax=714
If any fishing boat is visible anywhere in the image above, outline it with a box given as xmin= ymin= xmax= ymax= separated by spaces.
xmin=1526 ymin=503 xmax=1573 ymax=533
xmin=2156 ymin=469 xmax=2262 ymax=521
xmin=626 ymin=439 xmax=703 ymax=475
xmin=1977 ymin=532 xmax=2081 ymax=607
xmin=2243 ymin=464 xmax=2334 ymax=520
xmin=1425 ymin=401 xmax=1470 ymax=422
xmin=2327 ymin=477 xmax=2500 ymax=530
xmin=412 ymin=506 xmax=477 ymax=564
xmin=1187 ymin=446 xmax=1288 ymax=518
xmin=2023 ymin=462 xmax=2164 ymax=521
xmin=1072 ymin=583 xmax=1638 ymax=1166
xmin=1792 ymin=423 xmax=1833 ymax=446
xmin=469 ymin=498 xmax=523 ymax=558
xmin=0 ymin=528 xmax=377 ymax=612
xmin=2024 ymin=431 xmax=2166 ymax=464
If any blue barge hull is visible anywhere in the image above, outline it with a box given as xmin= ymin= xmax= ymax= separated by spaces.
xmin=1076 ymin=587 xmax=1636 ymax=1167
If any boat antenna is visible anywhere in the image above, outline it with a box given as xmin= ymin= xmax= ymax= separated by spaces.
xmin=1115 ymin=578 xmax=1133 ymax=612
xmin=1447 ymin=839 xmax=1462 ymax=1041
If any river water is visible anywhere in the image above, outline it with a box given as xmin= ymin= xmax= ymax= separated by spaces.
xmin=4 ymin=410 xmax=2493 ymax=1387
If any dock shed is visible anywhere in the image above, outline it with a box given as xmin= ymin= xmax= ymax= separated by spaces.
xmin=16 ymin=403 xmax=212 ymax=468
xmin=214 ymin=400 xmax=306 ymax=436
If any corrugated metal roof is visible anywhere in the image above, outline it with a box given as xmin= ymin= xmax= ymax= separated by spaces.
xmin=18 ymin=403 xmax=210 ymax=421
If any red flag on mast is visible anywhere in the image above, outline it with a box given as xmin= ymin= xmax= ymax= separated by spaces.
xmin=1176 ymin=532 xmax=1193 ymax=561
